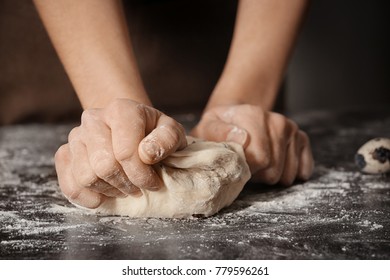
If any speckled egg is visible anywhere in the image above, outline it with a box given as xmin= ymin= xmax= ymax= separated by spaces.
xmin=355 ymin=137 xmax=390 ymax=174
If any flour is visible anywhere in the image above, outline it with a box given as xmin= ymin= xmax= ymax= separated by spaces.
xmin=358 ymin=220 xmax=384 ymax=231
xmin=363 ymin=182 xmax=390 ymax=189
xmin=47 ymin=204 xmax=84 ymax=214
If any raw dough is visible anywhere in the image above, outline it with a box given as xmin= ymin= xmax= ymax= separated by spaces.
xmin=91 ymin=137 xmax=251 ymax=218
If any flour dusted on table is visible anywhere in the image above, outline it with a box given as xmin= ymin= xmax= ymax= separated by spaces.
xmin=90 ymin=137 xmax=251 ymax=218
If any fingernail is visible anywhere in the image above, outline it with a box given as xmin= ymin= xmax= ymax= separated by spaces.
xmin=117 ymin=192 xmax=128 ymax=198
xmin=129 ymin=189 xmax=143 ymax=197
xmin=124 ymin=183 xmax=140 ymax=195
xmin=148 ymin=185 xmax=161 ymax=192
xmin=142 ymin=141 xmax=164 ymax=160
xmin=226 ymin=127 xmax=247 ymax=146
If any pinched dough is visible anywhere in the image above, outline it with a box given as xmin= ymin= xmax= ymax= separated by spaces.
xmin=91 ymin=137 xmax=251 ymax=218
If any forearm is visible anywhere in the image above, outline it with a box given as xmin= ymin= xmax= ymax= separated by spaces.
xmin=208 ymin=0 xmax=308 ymax=111
xmin=34 ymin=0 xmax=150 ymax=109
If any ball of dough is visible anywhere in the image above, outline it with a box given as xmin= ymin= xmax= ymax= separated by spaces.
xmin=91 ymin=137 xmax=251 ymax=218
xmin=355 ymin=137 xmax=390 ymax=174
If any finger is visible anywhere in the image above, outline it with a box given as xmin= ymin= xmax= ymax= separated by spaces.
xmin=100 ymin=187 xmax=128 ymax=198
xmin=139 ymin=115 xmax=187 ymax=164
xmin=55 ymin=144 xmax=105 ymax=209
xmin=68 ymin=128 xmax=107 ymax=189
xmin=297 ymin=131 xmax=314 ymax=181
xmin=279 ymin=132 xmax=300 ymax=186
xmin=69 ymin=139 xmax=127 ymax=198
xmin=251 ymin=117 xmax=289 ymax=184
xmin=192 ymin=117 xmax=249 ymax=147
xmin=104 ymin=101 xmax=163 ymax=190
xmin=80 ymin=109 xmax=139 ymax=195
xmin=215 ymin=105 xmax=272 ymax=172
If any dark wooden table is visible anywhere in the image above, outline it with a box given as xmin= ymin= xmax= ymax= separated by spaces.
xmin=0 ymin=110 xmax=389 ymax=259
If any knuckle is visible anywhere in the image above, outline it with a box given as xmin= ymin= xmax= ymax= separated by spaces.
xmin=270 ymin=114 xmax=295 ymax=138
xmin=91 ymin=154 xmax=120 ymax=179
xmin=287 ymin=120 xmax=299 ymax=135
xmin=80 ymin=109 xmax=99 ymax=125
xmin=135 ymin=103 xmax=147 ymax=115
xmin=105 ymin=101 xmax=119 ymax=117
xmin=106 ymin=99 xmax=130 ymax=118
xmin=161 ymin=123 xmax=183 ymax=143
xmin=299 ymin=130 xmax=310 ymax=145
xmin=271 ymin=113 xmax=287 ymax=130
xmin=106 ymin=99 xmax=146 ymax=123
xmin=259 ymin=156 xmax=271 ymax=169
xmin=291 ymin=122 xmax=299 ymax=134
xmin=256 ymin=149 xmax=272 ymax=168
xmin=55 ymin=144 xmax=68 ymax=163
xmin=263 ymin=169 xmax=281 ymax=185
xmin=270 ymin=113 xmax=299 ymax=138
xmin=247 ymin=104 xmax=265 ymax=117
xmin=249 ymin=152 xmax=271 ymax=171
xmin=139 ymin=104 xmax=158 ymax=124
xmin=68 ymin=127 xmax=81 ymax=142
xmin=75 ymin=171 xmax=99 ymax=188
xmin=114 ymin=147 xmax=136 ymax=163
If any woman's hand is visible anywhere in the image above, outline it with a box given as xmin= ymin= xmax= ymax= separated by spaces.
xmin=55 ymin=99 xmax=187 ymax=209
xmin=191 ymin=104 xmax=314 ymax=186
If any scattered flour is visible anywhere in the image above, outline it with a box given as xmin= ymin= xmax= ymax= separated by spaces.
xmin=47 ymin=204 xmax=84 ymax=214
xmin=357 ymin=220 xmax=384 ymax=231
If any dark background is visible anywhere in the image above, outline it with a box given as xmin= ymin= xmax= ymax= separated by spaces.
xmin=287 ymin=0 xmax=389 ymax=113
xmin=0 ymin=0 xmax=389 ymax=124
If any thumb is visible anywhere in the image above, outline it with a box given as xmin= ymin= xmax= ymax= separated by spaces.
xmin=226 ymin=126 xmax=249 ymax=147
xmin=192 ymin=120 xmax=249 ymax=147
xmin=139 ymin=121 xmax=187 ymax=165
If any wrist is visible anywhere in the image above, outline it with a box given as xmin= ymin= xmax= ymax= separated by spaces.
xmin=206 ymin=72 xmax=280 ymax=111
xmin=77 ymin=78 xmax=152 ymax=109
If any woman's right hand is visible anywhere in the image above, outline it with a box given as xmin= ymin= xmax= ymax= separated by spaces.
xmin=55 ymin=99 xmax=187 ymax=209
